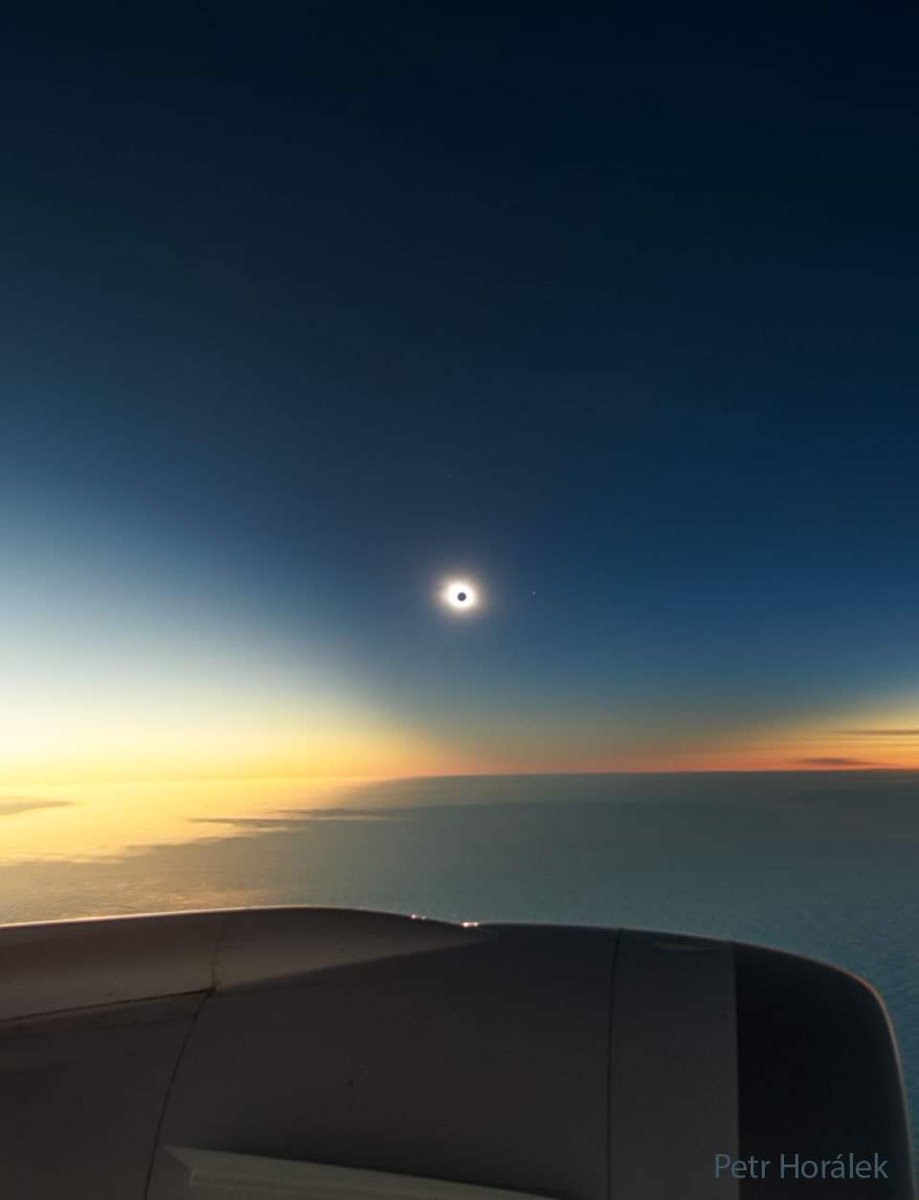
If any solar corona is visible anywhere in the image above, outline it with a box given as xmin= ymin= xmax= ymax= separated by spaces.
xmin=441 ymin=579 xmax=479 ymax=613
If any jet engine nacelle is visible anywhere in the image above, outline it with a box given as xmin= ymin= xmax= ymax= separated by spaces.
xmin=0 ymin=907 xmax=913 ymax=1198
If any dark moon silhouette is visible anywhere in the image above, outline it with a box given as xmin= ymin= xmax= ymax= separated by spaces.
xmin=457 ymin=592 xmax=467 ymax=602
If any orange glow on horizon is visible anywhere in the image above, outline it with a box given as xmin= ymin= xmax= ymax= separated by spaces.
xmin=5 ymin=685 xmax=919 ymax=794
xmin=6 ymin=734 xmax=919 ymax=790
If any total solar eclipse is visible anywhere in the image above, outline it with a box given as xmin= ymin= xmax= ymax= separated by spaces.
xmin=441 ymin=579 xmax=479 ymax=612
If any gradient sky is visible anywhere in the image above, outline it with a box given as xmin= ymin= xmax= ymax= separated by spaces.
xmin=3 ymin=2 xmax=919 ymax=784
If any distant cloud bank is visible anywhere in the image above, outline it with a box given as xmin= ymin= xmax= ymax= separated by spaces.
xmin=834 ymin=729 xmax=919 ymax=738
xmin=0 ymin=799 xmax=72 ymax=818
xmin=792 ymin=756 xmax=885 ymax=768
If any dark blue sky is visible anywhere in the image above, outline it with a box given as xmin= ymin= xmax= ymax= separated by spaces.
xmin=3 ymin=2 xmax=919 ymax=778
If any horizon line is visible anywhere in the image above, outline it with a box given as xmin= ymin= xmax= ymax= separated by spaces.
xmin=4 ymin=764 xmax=918 ymax=789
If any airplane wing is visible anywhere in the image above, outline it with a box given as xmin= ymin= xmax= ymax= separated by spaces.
xmin=0 ymin=907 xmax=913 ymax=1198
